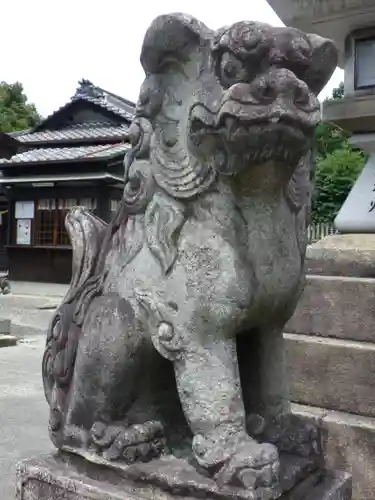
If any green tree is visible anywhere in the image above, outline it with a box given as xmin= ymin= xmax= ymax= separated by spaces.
xmin=312 ymin=148 xmax=365 ymax=223
xmin=331 ymin=81 xmax=344 ymax=99
xmin=314 ymin=121 xmax=350 ymax=157
xmin=312 ymin=82 xmax=366 ymax=222
xmin=0 ymin=81 xmax=41 ymax=132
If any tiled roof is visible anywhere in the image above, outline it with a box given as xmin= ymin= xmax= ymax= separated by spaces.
xmin=0 ymin=143 xmax=129 ymax=165
xmin=72 ymin=80 xmax=135 ymax=120
xmin=16 ymin=123 xmax=129 ymax=144
xmin=76 ymin=94 xmax=134 ymax=121
xmin=34 ymin=80 xmax=136 ymax=132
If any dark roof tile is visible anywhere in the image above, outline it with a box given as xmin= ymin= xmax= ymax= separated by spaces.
xmin=17 ymin=123 xmax=129 ymax=144
xmin=0 ymin=143 xmax=129 ymax=165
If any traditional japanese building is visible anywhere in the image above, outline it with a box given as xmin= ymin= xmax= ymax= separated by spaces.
xmin=0 ymin=79 xmax=135 ymax=283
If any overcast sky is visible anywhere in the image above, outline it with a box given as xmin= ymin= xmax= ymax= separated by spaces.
xmin=2 ymin=0 xmax=343 ymax=117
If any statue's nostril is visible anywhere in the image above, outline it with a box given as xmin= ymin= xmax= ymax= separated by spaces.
xmin=256 ymin=80 xmax=276 ymax=102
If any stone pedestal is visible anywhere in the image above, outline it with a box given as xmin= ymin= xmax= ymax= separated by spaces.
xmin=285 ymin=233 xmax=375 ymax=499
xmin=16 ymin=453 xmax=351 ymax=500
xmin=0 ymin=318 xmax=17 ymax=347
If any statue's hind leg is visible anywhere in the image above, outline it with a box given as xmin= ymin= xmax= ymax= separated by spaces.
xmin=140 ymin=295 xmax=280 ymax=491
xmin=240 ymin=326 xmax=320 ymax=461
xmin=60 ymin=293 xmax=164 ymax=461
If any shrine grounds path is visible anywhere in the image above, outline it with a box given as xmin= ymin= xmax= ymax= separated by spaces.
xmin=0 ymin=282 xmax=68 ymax=499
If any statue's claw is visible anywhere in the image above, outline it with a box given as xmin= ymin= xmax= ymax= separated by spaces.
xmin=214 ymin=440 xmax=280 ymax=490
xmin=91 ymin=420 xmax=166 ymax=463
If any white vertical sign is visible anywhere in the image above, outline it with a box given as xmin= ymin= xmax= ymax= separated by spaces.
xmin=16 ymin=219 xmax=31 ymax=245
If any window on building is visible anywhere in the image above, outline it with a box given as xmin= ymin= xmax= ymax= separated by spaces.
xmin=31 ymin=198 xmax=98 ymax=246
xmin=35 ymin=199 xmax=55 ymax=245
xmin=355 ymin=37 xmax=375 ymax=89
xmin=110 ymin=199 xmax=121 ymax=213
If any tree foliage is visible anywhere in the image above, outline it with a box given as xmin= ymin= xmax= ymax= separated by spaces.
xmin=312 ymin=148 xmax=365 ymax=222
xmin=312 ymin=83 xmax=366 ymax=223
xmin=0 ymin=81 xmax=41 ymax=133
xmin=331 ymin=81 xmax=344 ymax=100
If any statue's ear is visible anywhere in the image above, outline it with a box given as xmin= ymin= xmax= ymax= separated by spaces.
xmin=304 ymin=34 xmax=339 ymax=95
xmin=140 ymin=13 xmax=212 ymax=74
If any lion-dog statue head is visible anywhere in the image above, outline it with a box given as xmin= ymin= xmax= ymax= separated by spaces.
xmin=123 ymin=13 xmax=336 ymax=208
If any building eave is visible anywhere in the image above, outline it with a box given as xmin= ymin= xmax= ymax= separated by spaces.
xmin=0 ymin=143 xmax=130 ymax=167
xmin=0 ymin=172 xmax=124 ymax=185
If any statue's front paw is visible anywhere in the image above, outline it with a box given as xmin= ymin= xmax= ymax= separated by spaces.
xmin=215 ymin=440 xmax=279 ymax=490
xmin=91 ymin=420 xmax=166 ymax=463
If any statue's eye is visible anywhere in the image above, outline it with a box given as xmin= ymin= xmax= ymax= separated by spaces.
xmin=219 ymin=52 xmax=247 ymax=86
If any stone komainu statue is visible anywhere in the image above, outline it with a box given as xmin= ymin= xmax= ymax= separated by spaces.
xmin=42 ymin=14 xmax=338 ymax=498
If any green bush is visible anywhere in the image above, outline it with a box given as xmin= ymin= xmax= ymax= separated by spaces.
xmin=312 ymin=148 xmax=365 ymax=223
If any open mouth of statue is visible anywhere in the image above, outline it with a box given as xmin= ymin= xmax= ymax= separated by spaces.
xmin=190 ymin=113 xmax=312 ymax=165
xmin=190 ymin=109 xmax=313 ymax=138
xmin=216 ymin=113 xmax=313 ymax=137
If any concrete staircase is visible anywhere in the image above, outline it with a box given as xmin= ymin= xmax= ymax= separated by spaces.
xmin=285 ymin=272 xmax=375 ymax=500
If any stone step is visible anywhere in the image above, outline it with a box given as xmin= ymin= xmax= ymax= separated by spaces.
xmin=292 ymin=403 xmax=375 ymax=500
xmin=284 ymin=333 xmax=375 ymax=418
xmin=305 ymin=234 xmax=375 ymax=278
xmin=286 ymin=275 xmax=375 ymax=342
xmin=0 ymin=334 xmax=17 ymax=347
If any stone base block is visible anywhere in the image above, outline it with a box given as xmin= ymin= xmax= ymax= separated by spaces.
xmin=16 ymin=453 xmax=351 ymax=500
xmin=0 ymin=334 xmax=17 ymax=347
xmin=292 ymin=404 xmax=375 ymax=500
xmin=285 ymin=275 xmax=375 ymax=343
xmin=285 ymin=333 xmax=375 ymax=417
xmin=305 ymin=234 xmax=375 ymax=277
xmin=0 ymin=318 xmax=16 ymax=346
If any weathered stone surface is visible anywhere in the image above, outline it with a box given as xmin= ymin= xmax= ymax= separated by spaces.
xmin=16 ymin=453 xmax=351 ymax=500
xmin=286 ymin=276 xmax=375 ymax=342
xmin=304 ymin=472 xmax=351 ymax=500
xmin=33 ymin=12 xmax=341 ymax=499
xmin=293 ymin=404 xmax=375 ymax=500
xmin=285 ymin=333 xmax=375 ymax=417
xmin=305 ymin=234 xmax=375 ymax=277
